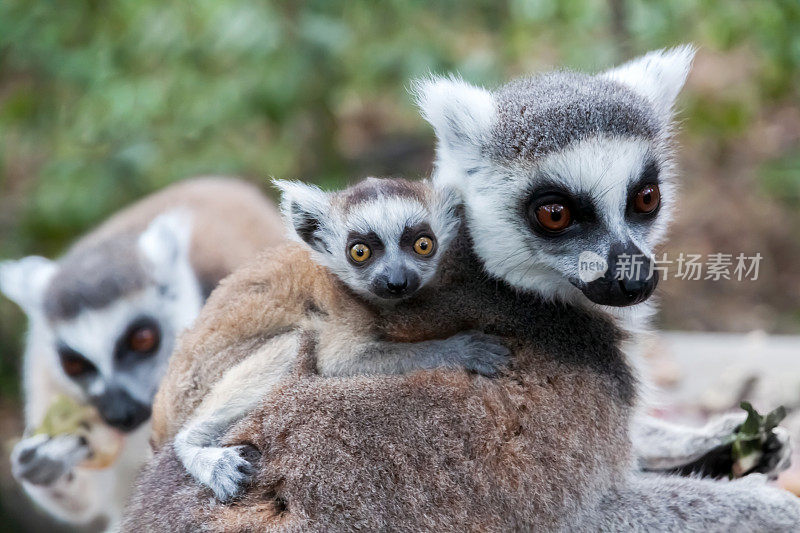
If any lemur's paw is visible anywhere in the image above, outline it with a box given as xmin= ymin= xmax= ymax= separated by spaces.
xmin=752 ymin=427 xmax=792 ymax=480
xmin=457 ymin=331 xmax=511 ymax=377
xmin=206 ymin=445 xmax=260 ymax=502
xmin=11 ymin=433 xmax=90 ymax=486
xmin=701 ymin=412 xmax=792 ymax=479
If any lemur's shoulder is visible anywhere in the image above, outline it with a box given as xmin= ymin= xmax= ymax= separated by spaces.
xmin=151 ymin=241 xmax=370 ymax=447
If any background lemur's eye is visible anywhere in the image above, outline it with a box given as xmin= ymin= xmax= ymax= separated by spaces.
xmin=349 ymin=243 xmax=371 ymax=263
xmin=633 ymin=184 xmax=661 ymax=214
xmin=128 ymin=326 xmax=159 ymax=353
xmin=413 ymin=236 xmax=435 ymax=256
xmin=535 ymin=203 xmax=572 ymax=233
xmin=57 ymin=346 xmax=96 ymax=378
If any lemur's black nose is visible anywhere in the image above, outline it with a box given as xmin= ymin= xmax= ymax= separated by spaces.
xmin=372 ymin=267 xmax=420 ymax=299
xmin=577 ymin=241 xmax=658 ymax=307
xmin=617 ymin=276 xmax=654 ymax=305
xmin=93 ymin=387 xmax=152 ymax=432
xmin=386 ymin=279 xmax=408 ymax=295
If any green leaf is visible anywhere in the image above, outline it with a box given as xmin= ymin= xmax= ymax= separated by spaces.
xmin=764 ymin=405 xmax=787 ymax=433
xmin=738 ymin=401 xmax=762 ymax=436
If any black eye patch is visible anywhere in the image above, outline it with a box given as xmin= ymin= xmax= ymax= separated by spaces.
xmin=56 ymin=343 xmax=98 ymax=379
xmin=345 ymin=231 xmax=385 ymax=265
xmin=523 ymin=183 xmax=598 ymax=238
xmin=399 ymin=223 xmax=435 ymax=249
xmin=626 ymin=160 xmax=662 ymax=220
xmin=114 ymin=316 xmax=161 ymax=364
xmin=627 ymin=160 xmax=660 ymax=195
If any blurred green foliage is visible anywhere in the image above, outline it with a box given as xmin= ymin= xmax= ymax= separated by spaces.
xmin=0 ymin=0 xmax=799 ymax=400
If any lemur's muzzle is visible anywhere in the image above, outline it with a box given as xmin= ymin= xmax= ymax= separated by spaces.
xmin=578 ymin=241 xmax=658 ymax=307
xmin=371 ymin=265 xmax=421 ymax=299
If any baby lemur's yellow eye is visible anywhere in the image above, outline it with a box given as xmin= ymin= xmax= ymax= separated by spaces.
xmin=413 ymin=236 xmax=434 ymax=256
xmin=349 ymin=243 xmax=371 ymax=263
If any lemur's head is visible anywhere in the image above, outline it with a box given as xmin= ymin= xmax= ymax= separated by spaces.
xmin=0 ymin=211 xmax=203 ymax=432
xmin=416 ymin=46 xmax=694 ymax=308
xmin=275 ymin=177 xmax=459 ymax=303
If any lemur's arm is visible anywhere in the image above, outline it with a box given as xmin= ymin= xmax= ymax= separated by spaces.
xmin=315 ymin=329 xmax=509 ymax=378
xmin=152 ymin=246 xmax=328 ymax=448
xmin=174 ymin=332 xmax=302 ymax=501
xmin=633 ymin=413 xmax=791 ymax=479
xmin=12 ymin=349 xmax=125 ymax=527
xmin=578 ymin=471 xmax=800 ymax=531
xmin=176 ymin=327 xmax=508 ymax=502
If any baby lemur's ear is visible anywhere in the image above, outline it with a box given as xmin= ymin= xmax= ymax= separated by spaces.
xmin=602 ymin=45 xmax=696 ymax=118
xmin=273 ymin=179 xmax=331 ymax=253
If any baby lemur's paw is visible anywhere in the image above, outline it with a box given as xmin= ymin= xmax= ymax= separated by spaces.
xmin=200 ymin=444 xmax=260 ymax=502
xmin=455 ymin=331 xmax=510 ymax=377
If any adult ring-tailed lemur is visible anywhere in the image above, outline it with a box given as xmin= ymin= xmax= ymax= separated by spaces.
xmin=0 ymin=177 xmax=286 ymax=529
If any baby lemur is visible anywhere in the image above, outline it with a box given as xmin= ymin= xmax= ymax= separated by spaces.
xmin=168 ymin=178 xmax=510 ymax=500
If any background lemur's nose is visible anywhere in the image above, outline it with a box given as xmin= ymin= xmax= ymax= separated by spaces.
xmin=93 ymin=387 xmax=152 ymax=432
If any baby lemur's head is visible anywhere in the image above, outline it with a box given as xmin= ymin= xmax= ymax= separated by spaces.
xmin=275 ymin=177 xmax=459 ymax=303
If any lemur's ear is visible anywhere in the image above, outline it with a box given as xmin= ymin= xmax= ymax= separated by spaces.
xmin=0 ymin=256 xmax=57 ymax=313
xmin=431 ymin=184 xmax=463 ymax=246
xmin=413 ymin=75 xmax=496 ymax=157
xmin=138 ymin=209 xmax=194 ymax=285
xmin=603 ymin=45 xmax=695 ymax=117
xmin=273 ymin=179 xmax=331 ymax=253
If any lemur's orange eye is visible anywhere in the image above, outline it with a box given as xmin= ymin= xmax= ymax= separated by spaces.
xmin=413 ymin=236 xmax=435 ymax=256
xmin=349 ymin=243 xmax=371 ymax=263
xmin=535 ymin=204 xmax=571 ymax=233
xmin=634 ymin=184 xmax=660 ymax=214
xmin=129 ymin=326 xmax=159 ymax=353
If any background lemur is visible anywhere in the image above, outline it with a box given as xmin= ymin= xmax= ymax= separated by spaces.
xmin=0 ymin=177 xmax=285 ymax=528
xmin=129 ymin=48 xmax=798 ymax=531
xmin=164 ymin=177 xmax=510 ymax=501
